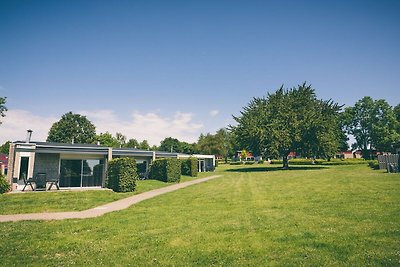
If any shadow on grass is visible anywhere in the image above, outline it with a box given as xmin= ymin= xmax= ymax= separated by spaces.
xmin=225 ymin=165 xmax=327 ymax=173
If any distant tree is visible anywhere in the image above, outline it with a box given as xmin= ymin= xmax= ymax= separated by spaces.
xmin=180 ymin=141 xmax=196 ymax=154
xmin=0 ymin=141 xmax=10 ymax=155
xmin=96 ymin=132 xmax=120 ymax=147
xmin=125 ymin=138 xmax=139 ymax=148
xmin=138 ymin=140 xmax=150 ymax=150
xmin=342 ymin=97 xmax=400 ymax=158
xmin=159 ymin=137 xmax=182 ymax=153
xmin=196 ymin=128 xmax=234 ymax=159
xmin=232 ymin=83 xmax=342 ymax=169
xmin=47 ymin=112 xmax=96 ymax=144
xmin=115 ymin=132 xmax=126 ymax=147
xmin=0 ymin=97 xmax=7 ymax=125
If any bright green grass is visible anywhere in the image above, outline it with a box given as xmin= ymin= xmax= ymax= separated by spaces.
xmin=0 ymin=165 xmax=399 ymax=266
xmin=0 ymin=174 xmax=207 ymax=215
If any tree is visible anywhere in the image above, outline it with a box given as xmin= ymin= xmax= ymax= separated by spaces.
xmin=0 ymin=141 xmax=10 ymax=155
xmin=0 ymin=97 xmax=7 ymax=125
xmin=125 ymin=138 xmax=139 ymax=148
xmin=138 ymin=140 xmax=150 ymax=150
xmin=159 ymin=137 xmax=183 ymax=153
xmin=196 ymin=128 xmax=234 ymax=160
xmin=115 ymin=132 xmax=126 ymax=147
xmin=96 ymin=132 xmax=120 ymax=147
xmin=47 ymin=112 xmax=96 ymax=144
xmin=342 ymin=97 xmax=400 ymax=158
xmin=231 ymin=83 xmax=342 ymax=169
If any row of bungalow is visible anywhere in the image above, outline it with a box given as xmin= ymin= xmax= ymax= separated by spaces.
xmin=6 ymin=140 xmax=215 ymax=192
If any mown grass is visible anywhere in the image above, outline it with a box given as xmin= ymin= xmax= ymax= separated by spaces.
xmin=0 ymin=164 xmax=399 ymax=266
xmin=0 ymin=173 xmax=207 ymax=215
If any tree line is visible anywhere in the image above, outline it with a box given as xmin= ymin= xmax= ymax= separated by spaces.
xmin=1 ymin=85 xmax=399 ymax=167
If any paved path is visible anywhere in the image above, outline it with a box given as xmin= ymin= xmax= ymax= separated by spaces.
xmin=0 ymin=175 xmax=221 ymax=223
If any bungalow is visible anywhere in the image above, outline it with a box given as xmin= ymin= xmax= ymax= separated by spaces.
xmin=6 ymin=140 xmax=215 ymax=191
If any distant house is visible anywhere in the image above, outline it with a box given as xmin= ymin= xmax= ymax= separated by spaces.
xmin=335 ymin=150 xmax=363 ymax=159
xmin=7 ymin=140 xmax=215 ymax=192
xmin=0 ymin=153 xmax=8 ymax=175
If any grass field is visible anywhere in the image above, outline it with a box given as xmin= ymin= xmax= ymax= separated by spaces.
xmin=0 ymin=173 xmax=209 ymax=215
xmin=0 ymin=164 xmax=399 ymax=266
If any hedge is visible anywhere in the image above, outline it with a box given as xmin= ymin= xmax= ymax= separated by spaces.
xmin=107 ymin=157 xmax=138 ymax=192
xmin=230 ymin=161 xmax=242 ymax=165
xmin=270 ymin=158 xmax=367 ymax=166
xmin=0 ymin=174 xmax=10 ymax=194
xmin=244 ymin=161 xmax=256 ymax=165
xmin=181 ymin=157 xmax=198 ymax=177
xmin=150 ymin=158 xmax=181 ymax=183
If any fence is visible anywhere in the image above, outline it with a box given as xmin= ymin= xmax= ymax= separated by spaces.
xmin=377 ymin=154 xmax=399 ymax=173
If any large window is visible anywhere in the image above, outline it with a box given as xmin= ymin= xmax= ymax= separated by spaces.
xmin=60 ymin=159 xmax=104 ymax=187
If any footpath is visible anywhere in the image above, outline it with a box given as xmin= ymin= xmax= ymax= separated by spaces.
xmin=0 ymin=175 xmax=221 ymax=223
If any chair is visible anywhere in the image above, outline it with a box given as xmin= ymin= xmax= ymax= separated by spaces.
xmin=47 ymin=175 xmax=60 ymax=190
xmin=22 ymin=173 xmax=34 ymax=191
xmin=34 ymin=173 xmax=47 ymax=191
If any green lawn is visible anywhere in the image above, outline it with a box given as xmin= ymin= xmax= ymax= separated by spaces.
xmin=0 ymin=174 xmax=208 ymax=215
xmin=1 ymin=164 xmax=399 ymax=266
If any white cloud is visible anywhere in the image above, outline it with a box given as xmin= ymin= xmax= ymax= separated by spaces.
xmin=0 ymin=110 xmax=57 ymax=143
xmin=0 ymin=109 xmax=204 ymax=146
xmin=81 ymin=110 xmax=204 ymax=145
xmin=209 ymin=109 xmax=219 ymax=117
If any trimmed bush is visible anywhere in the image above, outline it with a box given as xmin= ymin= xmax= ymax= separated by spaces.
xmin=150 ymin=158 xmax=181 ymax=183
xmin=244 ymin=161 xmax=256 ymax=165
xmin=181 ymin=157 xmax=198 ymax=177
xmin=107 ymin=157 xmax=138 ymax=192
xmin=258 ymin=160 xmax=264 ymax=164
xmin=0 ymin=174 xmax=10 ymax=194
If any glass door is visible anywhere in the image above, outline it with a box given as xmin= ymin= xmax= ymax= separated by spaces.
xmin=60 ymin=160 xmax=82 ymax=187
xmin=60 ymin=159 xmax=104 ymax=187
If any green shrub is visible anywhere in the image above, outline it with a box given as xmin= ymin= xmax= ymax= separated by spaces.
xmin=150 ymin=158 xmax=181 ymax=183
xmin=245 ymin=161 xmax=256 ymax=165
xmin=107 ymin=158 xmax=138 ymax=192
xmin=181 ymin=157 xmax=198 ymax=177
xmin=368 ymin=160 xmax=380 ymax=170
xmin=0 ymin=174 xmax=10 ymax=194
xmin=258 ymin=160 xmax=264 ymax=164
xmin=230 ymin=161 xmax=242 ymax=165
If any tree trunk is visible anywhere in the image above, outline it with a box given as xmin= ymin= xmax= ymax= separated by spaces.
xmin=282 ymin=155 xmax=289 ymax=170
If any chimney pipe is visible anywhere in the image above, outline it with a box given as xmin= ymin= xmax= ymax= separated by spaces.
xmin=26 ymin=129 xmax=33 ymax=143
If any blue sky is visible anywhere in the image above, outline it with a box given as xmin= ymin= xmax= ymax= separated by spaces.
xmin=0 ymin=0 xmax=399 ymax=145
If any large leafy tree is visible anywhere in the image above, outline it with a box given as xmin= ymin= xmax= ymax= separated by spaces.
xmin=342 ymin=97 xmax=400 ymax=158
xmin=232 ymin=83 xmax=342 ymax=169
xmin=0 ymin=97 xmax=7 ymax=125
xmin=125 ymin=138 xmax=139 ymax=148
xmin=96 ymin=132 xmax=120 ymax=147
xmin=159 ymin=137 xmax=183 ymax=153
xmin=138 ymin=140 xmax=150 ymax=150
xmin=196 ymin=128 xmax=235 ymax=159
xmin=158 ymin=137 xmax=195 ymax=153
xmin=47 ymin=112 xmax=96 ymax=144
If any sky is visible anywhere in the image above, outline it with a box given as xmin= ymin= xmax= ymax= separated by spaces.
xmin=0 ymin=0 xmax=399 ymax=145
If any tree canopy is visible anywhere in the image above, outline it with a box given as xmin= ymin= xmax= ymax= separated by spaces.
xmin=196 ymin=128 xmax=235 ymax=159
xmin=47 ymin=112 xmax=96 ymax=144
xmin=342 ymin=97 xmax=400 ymax=158
xmin=231 ymin=83 xmax=343 ymax=169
